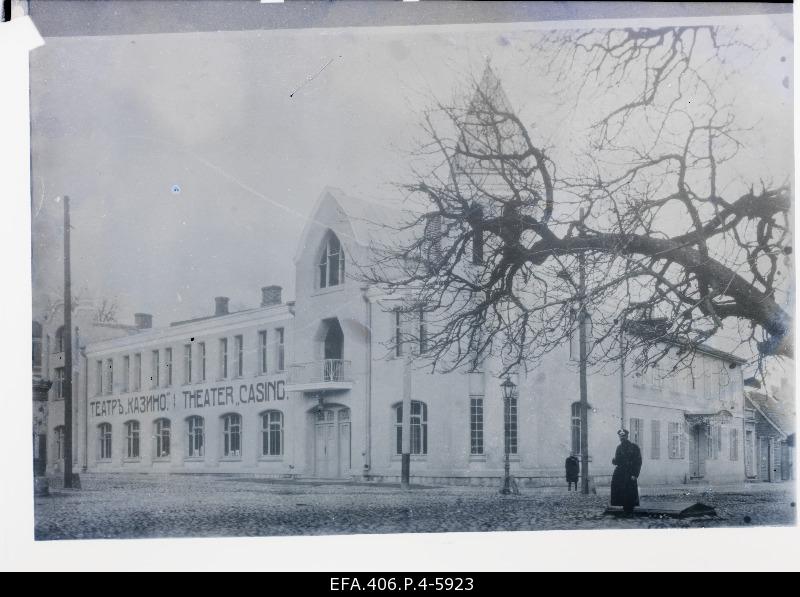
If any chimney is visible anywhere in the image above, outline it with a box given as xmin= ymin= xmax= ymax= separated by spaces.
xmin=134 ymin=313 xmax=153 ymax=329
xmin=215 ymin=297 xmax=230 ymax=316
xmin=261 ymin=286 xmax=282 ymax=307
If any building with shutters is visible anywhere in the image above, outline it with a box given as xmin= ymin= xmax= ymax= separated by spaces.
xmin=745 ymin=389 xmax=795 ymax=482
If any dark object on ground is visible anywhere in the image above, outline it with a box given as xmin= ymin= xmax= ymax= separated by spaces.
xmin=744 ymin=515 xmax=752 ymax=524
xmin=605 ymin=501 xmax=717 ymax=518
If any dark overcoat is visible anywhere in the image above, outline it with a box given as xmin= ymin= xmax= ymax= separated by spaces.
xmin=565 ymin=456 xmax=580 ymax=483
xmin=610 ymin=440 xmax=642 ymax=509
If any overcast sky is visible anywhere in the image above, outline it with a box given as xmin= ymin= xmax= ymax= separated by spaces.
xmin=30 ymin=16 xmax=793 ymax=347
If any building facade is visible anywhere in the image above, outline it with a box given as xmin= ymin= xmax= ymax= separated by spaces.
xmin=44 ymin=188 xmax=751 ymax=487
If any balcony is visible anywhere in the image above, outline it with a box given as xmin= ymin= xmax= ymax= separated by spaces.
xmin=286 ymin=359 xmax=354 ymax=393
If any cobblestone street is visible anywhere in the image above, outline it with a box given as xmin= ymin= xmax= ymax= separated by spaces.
xmin=34 ymin=475 xmax=796 ymax=540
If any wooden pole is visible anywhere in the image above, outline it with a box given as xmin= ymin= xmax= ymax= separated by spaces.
xmin=578 ymin=208 xmax=590 ymax=495
xmin=63 ymin=195 xmax=73 ymax=489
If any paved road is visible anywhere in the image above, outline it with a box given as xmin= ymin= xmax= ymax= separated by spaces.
xmin=34 ymin=474 xmax=796 ymax=540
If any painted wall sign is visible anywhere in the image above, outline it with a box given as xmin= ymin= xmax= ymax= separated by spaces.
xmin=89 ymin=377 xmax=286 ymax=419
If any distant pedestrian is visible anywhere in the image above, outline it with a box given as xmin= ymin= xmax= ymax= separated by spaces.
xmin=610 ymin=429 xmax=642 ymax=515
xmin=565 ymin=454 xmax=580 ymax=491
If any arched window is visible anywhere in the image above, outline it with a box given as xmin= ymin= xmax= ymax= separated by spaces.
xmin=98 ymin=423 xmax=112 ymax=460
xmin=261 ymin=411 xmax=283 ymax=457
xmin=186 ymin=416 xmax=205 ymax=458
xmin=154 ymin=418 xmax=171 ymax=459
xmin=32 ymin=321 xmax=43 ymax=372
xmin=55 ymin=325 xmax=65 ymax=353
xmin=54 ymin=425 xmax=65 ymax=461
xmin=318 ymin=232 xmax=345 ymax=289
xmin=394 ymin=401 xmax=428 ymax=455
xmin=125 ymin=420 xmax=140 ymax=459
xmin=570 ymin=402 xmax=581 ymax=456
xmin=221 ymin=413 xmax=242 ymax=458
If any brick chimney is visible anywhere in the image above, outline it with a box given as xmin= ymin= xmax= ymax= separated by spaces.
xmin=134 ymin=313 xmax=153 ymax=329
xmin=215 ymin=297 xmax=230 ymax=316
xmin=261 ymin=286 xmax=282 ymax=307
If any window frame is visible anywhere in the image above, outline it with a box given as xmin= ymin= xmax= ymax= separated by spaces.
xmin=504 ymin=390 xmax=518 ymax=456
xmin=233 ymin=335 xmax=244 ymax=378
xmin=54 ymin=366 xmax=65 ymax=400
xmin=151 ymin=350 xmax=160 ymax=389
xmin=318 ymin=232 xmax=345 ymax=289
xmin=221 ymin=413 xmax=242 ymax=459
xmin=469 ymin=396 xmax=484 ymax=456
xmin=124 ymin=420 xmax=140 ymax=460
xmin=133 ymin=352 xmax=142 ymax=391
xmin=98 ymin=423 xmax=113 ymax=461
xmin=275 ymin=328 xmax=285 ymax=372
xmin=394 ymin=401 xmax=429 ymax=456
xmin=651 ymin=420 xmax=661 ymax=460
xmin=219 ymin=338 xmax=228 ymax=379
xmin=183 ymin=344 xmax=193 ymax=385
xmin=258 ymin=330 xmax=268 ymax=374
xmin=122 ymin=355 xmax=130 ymax=393
xmin=154 ymin=418 xmax=171 ymax=460
xmin=260 ymin=410 xmax=284 ymax=457
xmin=164 ymin=347 xmax=173 ymax=387
xmin=198 ymin=342 xmax=206 ymax=382
xmin=186 ymin=416 xmax=205 ymax=459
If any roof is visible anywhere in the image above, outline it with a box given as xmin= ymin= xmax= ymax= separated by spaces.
xmin=624 ymin=319 xmax=747 ymax=364
xmin=746 ymin=391 xmax=795 ymax=437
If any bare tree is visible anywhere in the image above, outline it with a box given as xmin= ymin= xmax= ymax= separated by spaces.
xmin=361 ymin=26 xmax=792 ymax=377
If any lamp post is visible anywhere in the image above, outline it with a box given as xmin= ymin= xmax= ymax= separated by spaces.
xmin=500 ymin=376 xmax=517 ymax=495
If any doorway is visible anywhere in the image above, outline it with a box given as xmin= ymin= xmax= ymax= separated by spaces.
xmin=759 ymin=437 xmax=771 ymax=481
xmin=689 ymin=424 xmax=707 ymax=479
xmin=314 ymin=407 xmax=351 ymax=478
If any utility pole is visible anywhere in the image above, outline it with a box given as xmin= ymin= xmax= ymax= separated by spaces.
xmin=400 ymin=356 xmax=411 ymax=489
xmin=63 ymin=195 xmax=74 ymax=489
xmin=578 ymin=208 xmax=590 ymax=495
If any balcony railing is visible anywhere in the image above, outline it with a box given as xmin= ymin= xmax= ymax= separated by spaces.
xmin=288 ymin=359 xmax=352 ymax=388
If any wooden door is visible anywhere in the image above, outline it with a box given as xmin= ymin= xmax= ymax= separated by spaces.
xmin=690 ymin=425 xmax=706 ymax=479
xmin=759 ymin=437 xmax=770 ymax=481
xmin=338 ymin=422 xmax=351 ymax=477
xmin=315 ymin=421 xmax=335 ymax=478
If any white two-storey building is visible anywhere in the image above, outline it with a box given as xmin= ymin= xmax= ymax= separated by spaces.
xmin=43 ymin=187 xmax=749 ymax=487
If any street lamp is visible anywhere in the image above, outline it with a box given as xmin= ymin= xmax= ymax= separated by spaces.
xmin=500 ymin=376 xmax=517 ymax=495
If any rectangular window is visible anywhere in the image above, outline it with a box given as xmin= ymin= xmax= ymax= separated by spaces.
xmin=199 ymin=342 xmax=206 ymax=381
xmin=133 ymin=353 xmax=142 ymax=391
xmin=183 ymin=344 xmax=192 ymax=385
xmin=126 ymin=421 xmax=140 ymax=459
xmin=630 ymin=418 xmax=644 ymax=448
xmin=730 ymin=428 xmax=739 ymax=461
xmin=151 ymin=350 xmax=160 ymax=389
xmin=470 ymin=396 xmax=484 ymax=455
xmin=155 ymin=419 xmax=171 ymax=459
xmin=261 ymin=411 xmax=283 ymax=456
xmin=258 ymin=331 xmax=268 ymax=374
xmin=234 ymin=335 xmax=244 ymax=377
xmin=95 ymin=360 xmax=103 ymax=396
xmin=651 ymin=420 xmax=661 ymax=460
xmin=223 ymin=414 xmax=242 ymax=458
xmin=669 ymin=422 xmax=685 ymax=459
xmin=394 ymin=310 xmax=404 ymax=357
xmin=106 ymin=358 xmax=114 ymax=395
xmin=122 ymin=355 xmax=130 ymax=393
xmin=54 ymin=367 xmax=65 ymax=400
xmin=418 ymin=310 xmax=428 ymax=354
xmin=504 ymin=392 xmax=518 ymax=455
xmin=164 ymin=348 xmax=173 ymax=386
xmin=219 ymin=338 xmax=228 ymax=379
xmin=99 ymin=424 xmax=112 ymax=460
xmin=276 ymin=328 xmax=285 ymax=372
xmin=187 ymin=417 xmax=204 ymax=458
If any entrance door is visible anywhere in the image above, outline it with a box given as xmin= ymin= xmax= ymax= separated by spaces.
xmin=690 ymin=425 xmax=706 ymax=479
xmin=745 ymin=429 xmax=755 ymax=477
xmin=315 ymin=412 xmax=336 ymax=478
xmin=338 ymin=409 xmax=351 ymax=477
xmin=759 ymin=437 xmax=771 ymax=481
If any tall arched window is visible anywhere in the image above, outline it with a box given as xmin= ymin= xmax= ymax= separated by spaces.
xmin=186 ymin=416 xmax=205 ymax=458
xmin=394 ymin=401 xmax=428 ymax=455
xmin=318 ymin=232 xmax=345 ymax=288
xmin=98 ymin=423 xmax=112 ymax=460
xmin=261 ymin=411 xmax=284 ymax=457
xmin=32 ymin=321 xmax=43 ymax=372
xmin=570 ymin=402 xmax=581 ymax=456
xmin=125 ymin=420 xmax=140 ymax=459
xmin=55 ymin=325 xmax=65 ymax=353
xmin=154 ymin=418 xmax=171 ymax=459
xmin=221 ymin=413 xmax=242 ymax=458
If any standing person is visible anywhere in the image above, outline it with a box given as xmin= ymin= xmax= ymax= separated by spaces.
xmin=610 ymin=429 xmax=642 ymax=515
xmin=565 ymin=453 xmax=580 ymax=491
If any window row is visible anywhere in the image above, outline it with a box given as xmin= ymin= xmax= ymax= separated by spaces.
xmin=466 ymin=392 xmax=520 ymax=458
xmin=95 ymin=412 xmax=285 ymax=461
xmin=632 ymin=359 xmax=738 ymax=399
xmin=93 ymin=328 xmax=285 ymax=396
xmin=392 ymin=309 xmax=429 ymax=357
xmin=626 ymin=419 xmax=739 ymax=462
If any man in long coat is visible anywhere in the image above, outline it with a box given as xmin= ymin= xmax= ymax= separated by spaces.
xmin=610 ymin=429 xmax=642 ymax=514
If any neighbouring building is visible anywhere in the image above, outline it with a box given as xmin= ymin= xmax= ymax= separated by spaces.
xmin=745 ymin=388 xmax=795 ymax=482
xmin=35 ymin=187 xmax=752 ymax=487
